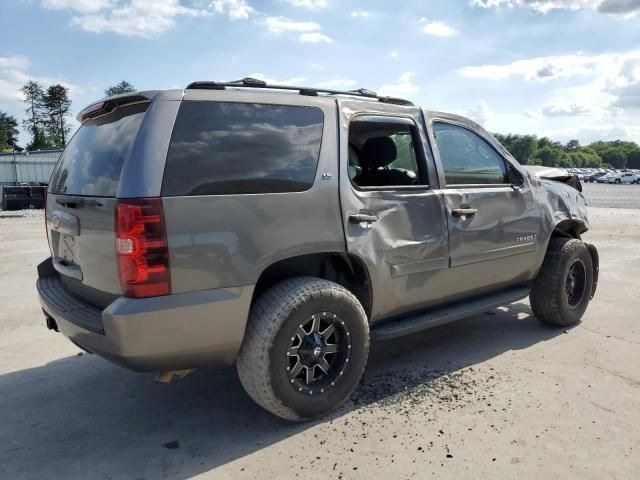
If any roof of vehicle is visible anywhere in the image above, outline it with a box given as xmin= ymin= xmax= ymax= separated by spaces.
xmin=76 ymin=78 xmax=498 ymax=149
xmin=78 ymin=77 xmax=422 ymax=123
xmin=185 ymin=77 xmax=415 ymax=106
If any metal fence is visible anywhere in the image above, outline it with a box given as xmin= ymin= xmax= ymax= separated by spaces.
xmin=0 ymin=150 xmax=62 ymax=185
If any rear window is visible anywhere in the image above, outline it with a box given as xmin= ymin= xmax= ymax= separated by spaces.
xmin=162 ymin=101 xmax=324 ymax=196
xmin=49 ymin=103 xmax=147 ymax=197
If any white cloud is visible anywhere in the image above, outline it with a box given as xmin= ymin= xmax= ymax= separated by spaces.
xmin=246 ymin=73 xmax=306 ymax=85
xmin=299 ymin=32 xmax=333 ymax=43
xmin=42 ymin=0 xmax=255 ymax=37
xmin=378 ymin=72 xmax=420 ymax=98
xmin=264 ymin=16 xmax=320 ymax=33
xmin=389 ymin=51 xmax=398 ymax=58
xmin=0 ymin=55 xmax=82 ymax=104
xmin=210 ymin=0 xmax=255 ymax=20
xmin=470 ymin=0 xmax=640 ymax=18
xmin=540 ymin=98 xmax=592 ymax=116
xmin=0 ymin=55 xmax=30 ymax=71
xmin=610 ymin=81 xmax=640 ymax=109
xmin=457 ymin=50 xmax=640 ymax=82
xmin=459 ymin=50 xmax=640 ymax=117
xmin=69 ymin=0 xmax=211 ymax=37
xmin=541 ymin=123 xmax=640 ymax=143
xmin=41 ymin=0 xmax=113 ymax=13
xmin=281 ymin=0 xmax=328 ymax=8
xmin=313 ymin=78 xmax=358 ymax=89
xmin=264 ymin=15 xmax=332 ymax=43
xmin=420 ymin=17 xmax=458 ymax=37
xmin=351 ymin=10 xmax=370 ymax=18
xmin=466 ymin=101 xmax=493 ymax=126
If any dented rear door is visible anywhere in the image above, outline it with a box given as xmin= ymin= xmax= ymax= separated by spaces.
xmin=337 ymin=100 xmax=449 ymax=322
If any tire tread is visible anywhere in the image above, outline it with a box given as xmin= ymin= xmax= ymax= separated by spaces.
xmin=237 ymin=277 xmax=368 ymax=421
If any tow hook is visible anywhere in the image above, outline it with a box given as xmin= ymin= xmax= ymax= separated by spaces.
xmin=155 ymin=369 xmax=196 ymax=383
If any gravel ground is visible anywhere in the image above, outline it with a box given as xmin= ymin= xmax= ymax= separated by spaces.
xmin=582 ymin=182 xmax=640 ymax=209
xmin=0 ymin=208 xmax=44 ymax=218
xmin=0 ymin=194 xmax=639 ymax=479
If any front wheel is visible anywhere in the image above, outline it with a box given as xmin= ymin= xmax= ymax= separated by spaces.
xmin=237 ymin=277 xmax=369 ymax=421
xmin=615 ymin=178 xmax=621 ymax=184
xmin=530 ymin=238 xmax=594 ymax=327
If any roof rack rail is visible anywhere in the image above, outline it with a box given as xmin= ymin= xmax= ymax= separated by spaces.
xmin=185 ymin=78 xmax=414 ymax=106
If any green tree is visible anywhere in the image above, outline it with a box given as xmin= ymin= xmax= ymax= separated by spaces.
xmin=564 ymin=139 xmax=580 ymax=152
xmin=42 ymin=84 xmax=72 ymax=148
xmin=537 ymin=137 xmax=563 ymax=150
xmin=531 ymin=145 xmax=570 ymax=167
xmin=627 ymin=149 xmax=640 ymax=169
xmin=598 ymin=148 xmax=626 ymax=169
xmin=105 ymin=80 xmax=136 ymax=97
xmin=499 ymin=134 xmax=538 ymax=164
xmin=0 ymin=112 xmax=20 ymax=151
xmin=569 ymin=149 xmax=601 ymax=168
xmin=21 ymin=80 xmax=50 ymax=150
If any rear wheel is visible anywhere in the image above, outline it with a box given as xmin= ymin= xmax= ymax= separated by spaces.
xmin=530 ymin=238 xmax=594 ymax=327
xmin=615 ymin=178 xmax=621 ymax=184
xmin=237 ymin=277 xmax=369 ymax=421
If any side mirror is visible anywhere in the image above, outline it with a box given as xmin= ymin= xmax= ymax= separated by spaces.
xmin=508 ymin=166 xmax=525 ymax=189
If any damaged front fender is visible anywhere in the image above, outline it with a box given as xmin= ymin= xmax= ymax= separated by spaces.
xmin=527 ymin=169 xmax=590 ymax=238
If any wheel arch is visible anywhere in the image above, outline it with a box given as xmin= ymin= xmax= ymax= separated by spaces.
xmin=251 ymin=252 xmax=373 ymax=319
xmin=550 ymin=218 xmax=588 ymax=240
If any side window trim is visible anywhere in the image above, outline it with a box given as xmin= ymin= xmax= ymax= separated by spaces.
xmin=348 ymin=114 xmax=431 ymax=192
xmin=431 ymin=119 xmax=512 ymax=188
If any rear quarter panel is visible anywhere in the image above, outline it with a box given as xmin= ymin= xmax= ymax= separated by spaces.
xmin=162 ymin=92 xmax=345 ymax=293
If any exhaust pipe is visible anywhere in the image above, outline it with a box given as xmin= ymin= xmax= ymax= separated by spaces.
xmin=155 ymin=369 xmax=196 ymax=384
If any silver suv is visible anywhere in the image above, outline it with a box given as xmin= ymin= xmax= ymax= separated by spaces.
xmin=37 ymin=78 xmax=599 ymax=421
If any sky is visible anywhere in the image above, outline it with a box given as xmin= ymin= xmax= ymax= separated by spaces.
xmin=1 ymin=0 xmax=639 ymax=148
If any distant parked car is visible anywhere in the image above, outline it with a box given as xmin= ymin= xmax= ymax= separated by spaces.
xmin=607 ymin=172 xmax=638 ymax=184
xmin=584 ymin=171 xmax=607 ymax=183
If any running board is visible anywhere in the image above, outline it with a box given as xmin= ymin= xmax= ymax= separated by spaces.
xmin=371 ymin=286 xmax=530 ymax=341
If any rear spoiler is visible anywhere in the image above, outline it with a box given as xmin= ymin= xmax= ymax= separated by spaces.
xmin=77 ymin=93 xmax=150 ymax=123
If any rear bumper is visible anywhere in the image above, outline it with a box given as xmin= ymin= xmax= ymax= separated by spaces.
xmin=36 ymin=258 xmax=254 ymax=372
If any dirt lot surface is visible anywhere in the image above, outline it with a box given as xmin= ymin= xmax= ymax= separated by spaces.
xmin=582 ymin=182 xmax=640 ymax=209
xmin=1 ymin=200 xmax=639 ymax=479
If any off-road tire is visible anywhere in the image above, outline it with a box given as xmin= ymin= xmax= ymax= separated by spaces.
xmin=236 ymin=277 xmax=369 ymax=421
xmin=530 ymin=238 xmax=594 ymax=327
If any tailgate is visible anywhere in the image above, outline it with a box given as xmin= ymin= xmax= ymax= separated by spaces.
xmin=46 ymin=100 xmax=149 ymax=307
xmin=46 ymin=194 xmax=120 ymax=308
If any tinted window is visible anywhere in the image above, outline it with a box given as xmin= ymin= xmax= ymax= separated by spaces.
xmin=49 ymin=103 xmax=147 ymax=197
xmin=162 ymin=102 xmax=324 ymax=196
xmin=348 ymin=120 xmax=425 ymax=188
xmin=433 ymin=122 xmax=507 ymax=185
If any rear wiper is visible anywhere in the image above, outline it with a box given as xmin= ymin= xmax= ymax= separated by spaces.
xmin=56 ymin=197 xmax=103 ymax=208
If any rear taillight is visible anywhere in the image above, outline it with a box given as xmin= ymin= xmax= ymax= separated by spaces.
xmin=44 ymin=190 xmax=51 ymax=255
xmin=115 ymin=198 xmax=171 ymax=298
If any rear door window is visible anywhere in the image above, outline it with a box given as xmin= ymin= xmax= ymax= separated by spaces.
xmin=162 ymin=102 xmax=324 ymax=196
xmin=49 ymin=102 xmax=147 ymax=197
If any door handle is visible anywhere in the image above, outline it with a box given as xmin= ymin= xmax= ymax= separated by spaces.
xmin=349 ymin=213 xmax=379 ymax=224
xmin=451 ymin=207 xmax=478 ymax=217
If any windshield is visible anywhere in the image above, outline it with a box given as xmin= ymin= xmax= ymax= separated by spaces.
xmin=49 ymin=102 xmax=148 ymax=197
